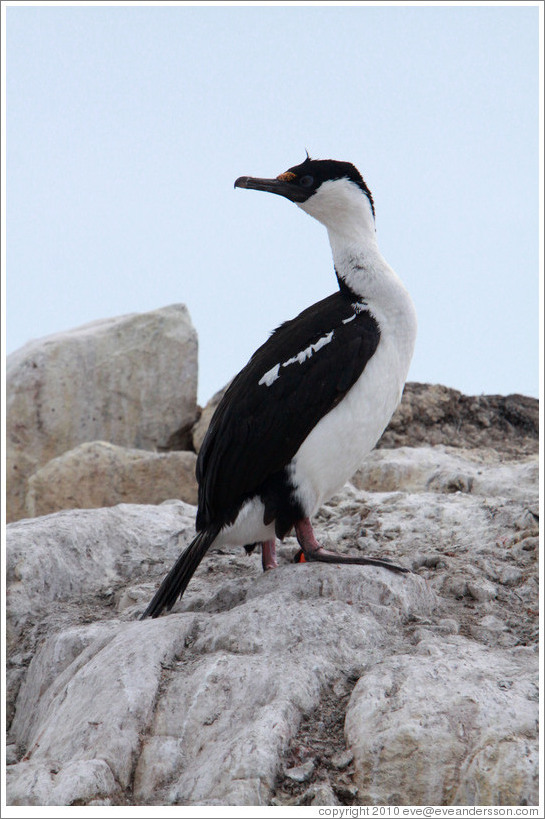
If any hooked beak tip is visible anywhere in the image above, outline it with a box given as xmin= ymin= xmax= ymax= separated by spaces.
xmin=234 ymin=176 xmax=250 ymax=189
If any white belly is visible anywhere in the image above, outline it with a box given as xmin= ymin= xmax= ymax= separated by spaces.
xmin=291 ymin=317 xmax=415 ymax=516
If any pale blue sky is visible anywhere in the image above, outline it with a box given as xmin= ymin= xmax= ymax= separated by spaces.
xmin=6 ymin=3 xmax=540 ymax=404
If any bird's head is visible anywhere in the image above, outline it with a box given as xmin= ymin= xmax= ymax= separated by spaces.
xmin=235 ymin=155 xmax=375 ymax=239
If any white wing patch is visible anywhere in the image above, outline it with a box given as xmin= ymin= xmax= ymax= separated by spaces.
xmin=343 ymin=301 xmax=368 ymax=324
xmin=258 ymin=363 xmax=281 ymax=387
xmin=282 ymin=331 xmax=334 ymax=368
xmin=258 ymin=330 xmax=335 ymax=388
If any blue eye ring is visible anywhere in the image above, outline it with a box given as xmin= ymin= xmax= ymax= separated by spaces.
xmin=299 ymin=175 xmax=314 ymax=188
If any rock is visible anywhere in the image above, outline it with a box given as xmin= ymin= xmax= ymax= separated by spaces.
xmin=345 ymin=638 xmax=539 ymax=806
xmin=469 ymin=615 xmax=512 ymax=646
xmin=5 ymin=444 xmax=538 ymax=806
xmin=466 ymin=578 xmax=497 ymax=602
xmin=6 ymin=304 xmax=198 ymax=522
xmin=25 ymin=441 xmax=198 ymax=518
xmin=5 ymin=497 xmax=435 ymax=805
xmin=6 ymin=758 xmax=121 ymax=807
xmin=379 ymin=383 xmax=538 ymax=456
xmin=334 ymin=783 xmax=359 ymax=801
xmin=8 ymin=562 xmax=432 ymax=805
xmin=353 ymin=446 xmax=538 ymax=501
xmin=436 ymin=618 xmax=459 ymax=635
xmin=304 ymin=781 xmax=340 ymax=805
xmin=330 ymin=749 xmax=354 ymax=770
xmin=5 ymin=500 xmax=197 ymax=654
xmin=285 ymin=760 xmax=315 ymax=783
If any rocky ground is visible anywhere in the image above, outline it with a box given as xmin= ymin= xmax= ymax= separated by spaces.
xmin=5 ymin=306 xmax=540 ymax=806
xmin=6 ymin=443 xmax=539 ymax=806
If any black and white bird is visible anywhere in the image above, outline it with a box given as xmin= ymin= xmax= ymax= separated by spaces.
xmin=142 ymin=156 xmax=417 ymax=619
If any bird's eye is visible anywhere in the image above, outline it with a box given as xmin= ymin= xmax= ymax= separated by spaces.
xmin=299 ymin=175 xmax=314 ymax=187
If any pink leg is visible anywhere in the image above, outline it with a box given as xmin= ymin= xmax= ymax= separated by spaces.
xmin=294 ymin=518 xmax=409 ymax=574
xmin=261 ymin=539 xmax=278 ymax=571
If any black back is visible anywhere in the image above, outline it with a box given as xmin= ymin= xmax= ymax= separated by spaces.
xmin=196 ymin=291 xmax=380 ymax=535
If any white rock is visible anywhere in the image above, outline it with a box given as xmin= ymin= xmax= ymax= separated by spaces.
xmin=8 ymin=617 xmax=194 ymax=805
xmin=353 ymin=446 xmax=538 ymax=502
xmin=6 ymin=499 xmax=436 ymax=805
xmin=7 ymin=758 xmax=119 ymax=807
xmin=330 ymin=749 xmax=354 ymax=769
xmin=285 ymin=760 xmax=315 ymax=783
xmin=466 ymin=578 xmax=497 ymax=602
xmin=8 ymin=568 xmax=430 ymax=806
xmin=6 ymin=304 xmax=198 ymax=521
xmin=6 ymin=500 xmax=196 ymax=648
xmin=345 ymin=637 xmax=539 ymax=806
xmin=452 ymin=736 xmax=540 ymax=805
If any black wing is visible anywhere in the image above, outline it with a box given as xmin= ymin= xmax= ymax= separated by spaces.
xmin=196 ymin=292 xmax=380 ymax=530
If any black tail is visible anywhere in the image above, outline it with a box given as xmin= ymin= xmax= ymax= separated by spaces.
xmin=140 ymin=526 xmax=220 ymax=619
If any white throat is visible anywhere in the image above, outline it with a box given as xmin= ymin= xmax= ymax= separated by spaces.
xmin=298 ymin=177 xmax=376 ymax=242
xmin=297 ymin=177 xmax=394 ymax=301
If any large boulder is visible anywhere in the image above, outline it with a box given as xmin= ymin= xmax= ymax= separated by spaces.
xmin=5 ymin=442 xmax=539 ymax=806
xmin=25 ymin=441 xmax=198 ymax=518
xmin=6 ymin=305 xmax=198 ymax=522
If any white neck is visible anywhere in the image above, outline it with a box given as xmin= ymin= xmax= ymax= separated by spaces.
xmin=298 ymin=177 xmax=406 ymax=304
xmin=296 ymin=174 xmax=417 ymax=437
